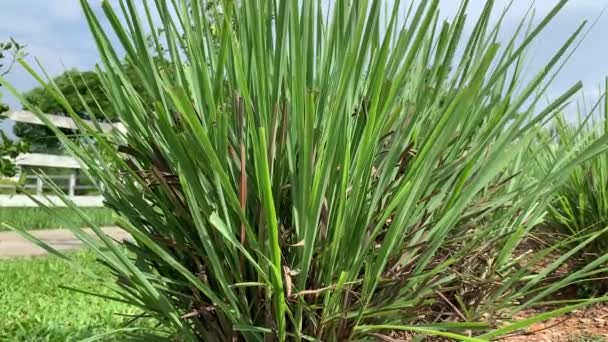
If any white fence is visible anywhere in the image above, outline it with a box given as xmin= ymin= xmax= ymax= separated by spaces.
xmin=0 ymin=174 xmax=104 ymax=207
xmin=0 ymin=156 xmax=105 ymax=207
xmin=5 ymin=110 xmax=122 ymax=132
xmin=1 ymin=111 xmax=112 ymax=208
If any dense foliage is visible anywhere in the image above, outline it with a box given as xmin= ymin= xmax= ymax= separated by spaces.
xmin=13 ymin=61 xmax=166 ymax=152
xmin=22 ymin=70 xmax=114 ymax=119
xmin=15 ymin=68 xmax=120 ymax=152
xmin=3 ymin=0 xmax=608 ymax=341
xmin=540 ymin=80 xmax=608 ymax=262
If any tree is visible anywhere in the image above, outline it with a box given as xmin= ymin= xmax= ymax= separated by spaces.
xmin=13 ymin=69 xmax=117 ymax=152
xmin=22 ymin=69 xmax=116 ymax=119
xmin=13 ymin=60 xmax=159 ymax=152
xmin=0 ymin=38 xmax=27 ymax=176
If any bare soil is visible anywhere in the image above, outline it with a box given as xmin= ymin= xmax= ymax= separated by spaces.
xmin=499 ymin=304 xmax=608 ymax=342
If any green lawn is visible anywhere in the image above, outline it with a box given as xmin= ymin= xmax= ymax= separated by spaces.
xmin=0 ymin=251 xmax=151 ymax=341
xmin=0 ymin=207 xmax=115 ymax=231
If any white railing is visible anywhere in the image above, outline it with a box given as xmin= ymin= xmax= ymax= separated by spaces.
xmin=14 ymin=153 xmax=81 ymax=169
xmin=5 ymin=110 xmax=124 ymax=133
xmin=0 ymin=172 xmax=105 ymax=208
xmin=0 ymin=174 xmax=99 ymax=196
xmin=0 ymin=110 xmax=115 ymax=208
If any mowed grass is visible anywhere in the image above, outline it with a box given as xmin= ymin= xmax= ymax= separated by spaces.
xmin=0 ymin=207 xmax=115 ymax=231
xmin=0 ymin=250 xmax=151 ymax=341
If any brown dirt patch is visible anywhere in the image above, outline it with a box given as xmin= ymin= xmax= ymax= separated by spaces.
xmin=384 ymin=306 xmax=608 ymax=341
xmin=498 ymin=304 xmax=608 ymax=342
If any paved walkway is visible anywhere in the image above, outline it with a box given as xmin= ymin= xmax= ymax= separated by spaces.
xmin=0 ymin=227 xmax=131 ymax=258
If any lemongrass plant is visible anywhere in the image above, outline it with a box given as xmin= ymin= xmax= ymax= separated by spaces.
xmin=3 ymin=0 xmax=608 ymax=340
xmin=537 ymin=80 xmax=608 ymax=259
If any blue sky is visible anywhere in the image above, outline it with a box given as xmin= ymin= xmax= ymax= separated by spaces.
xmin=1 ymin=0 xmax=607 ymax=134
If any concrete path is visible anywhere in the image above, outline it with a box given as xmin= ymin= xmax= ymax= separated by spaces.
xmin=0 ymin=227 xmax=131 ymax=258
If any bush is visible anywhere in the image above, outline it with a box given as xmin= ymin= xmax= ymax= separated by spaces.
xmin=541 ymin=80 xmax=608 ymax=261
xmin=3 ymin=0 xmax=608 ymax=340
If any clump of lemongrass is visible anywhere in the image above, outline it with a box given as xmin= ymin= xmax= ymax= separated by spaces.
xmin=2 ymin=0 xmax=608 ymax=341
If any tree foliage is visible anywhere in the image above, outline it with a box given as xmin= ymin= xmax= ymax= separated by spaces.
xmin=15 ymin=65 xmax=144 ymax=151
xmin=0 ymin=39 xmax=24 ymax=76
xmin=0 ymin=38 xmax=27 ymax=176
xmin=13 ymin=61 xmax=159 ymax=152
xmin=13 ymin=69 xmax=112 ymax=152
xmin=22 ymin=69 xmax=115 ymax=119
